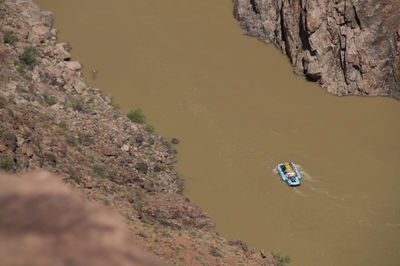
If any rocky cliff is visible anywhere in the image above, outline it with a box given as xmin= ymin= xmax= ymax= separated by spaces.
xmin=0 ymin=0 xmax=279 ymax=265
xmin=233 ymin=0 xmax=400 ymax=99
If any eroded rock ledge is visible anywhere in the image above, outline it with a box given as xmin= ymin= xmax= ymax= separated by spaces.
xmin=233 ymin=0 xmax=400 ymax=99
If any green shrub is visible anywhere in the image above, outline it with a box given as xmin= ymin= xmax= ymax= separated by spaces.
xmin=0 ymin=154 xmax=13 ymax=171
xmin=155 ymin=164 xmax=167 ymax=172
xmin=92 ymin=164 xmax=106 ymax=178
xmin=43 ymin=91 xmax=57 ymax=106
xmin=107 ymin=169 xmax=118 ymax=179
xmin=78 ymin=132 xmax=94 ymax=145
xmin=144 ymin=124 xmax=155 ymax=132
xmin=19 ymin=46 xmax=40 ymax=68
xmin=66 ymin=133 xmax=76 ymax=145
xmin=69 ymin=96 xmax=86 ymax=112
xmin=209 ymin=246 xmax=222 ymax=257
xmin=4 ymin=31 xmax=18 ymax=45
xmin=72 ymin=174 xmax=82 ymax=184
xmin=59 ymin=120 xmax=67 ymax=129
xmin=127 ymin=109 xmax=145 ymax=124
xmin=272 ymin=252 xmax=291 ymax=266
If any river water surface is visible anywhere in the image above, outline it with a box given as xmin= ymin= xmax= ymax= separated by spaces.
xmin=35 ymin=0 xmax=400 ymax=265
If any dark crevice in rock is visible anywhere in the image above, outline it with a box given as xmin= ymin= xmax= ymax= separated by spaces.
xmin=279 ymin=6 xmax=290 ymax=58
xmin=353 ymin=6 xmax=362 ymax=29
xmin=250 ymin=0 xmax=259 ymax=14
xmin=299 ymin=7 xmax=316 ymax=56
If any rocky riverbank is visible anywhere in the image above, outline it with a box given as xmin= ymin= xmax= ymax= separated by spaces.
xmin=233 ymin=0 xmax=400 ymax=99
xmin=0 ymin=0 xmax=278 ymax=265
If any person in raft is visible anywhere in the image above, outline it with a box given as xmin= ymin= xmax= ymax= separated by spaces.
xmin=284 ymin=163 xmax=295 ymax=178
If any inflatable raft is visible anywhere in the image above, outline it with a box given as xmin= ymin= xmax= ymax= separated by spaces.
xmin=277 ymin=162 xmax=301 ymax=186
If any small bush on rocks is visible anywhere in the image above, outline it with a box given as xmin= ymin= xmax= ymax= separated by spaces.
xmin=209 ymin=246 xmax=222 ymax=257
xmin=69 ymin=96 xmax=86 ymax=112
xmin=144 ymin=124 xmax=154 ymax=133
xmin=107 ymin=169 xmax=118 ymax=179
xmin=127 ymin=109 xmax=145 ymax=124
xmin=4 ymin=30 xmax=18 ymax=45
xmin=272 ymin=252 xmax=291 ymax=266
xmin=92 ymin=164 xmax=106 ymax=178
xmin=154 ymin=164 xmax=167 ymax=172
xmin=43 ymin=91 xmax=57 ymax=106
xmin=72 ymin=174 xmax=82 ymax=184
xmin=66 ymin=133 xmax=76 ymax=145
xmin=59 ymin=120 xmax=67 ymax=129
xmin=78 ymin=132 xmax=94 ymax=145
xmin=0 ymin=154 xmax=13 ymax=171
xmin=19 ymin=46 xmax=40 ymax=68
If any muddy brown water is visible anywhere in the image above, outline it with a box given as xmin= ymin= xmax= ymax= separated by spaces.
xmin=35 ymin=0 xmax=400 ymax=265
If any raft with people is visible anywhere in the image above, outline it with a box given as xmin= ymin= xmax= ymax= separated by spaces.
xmin=277 ymin=162 xmax=301 ymax=186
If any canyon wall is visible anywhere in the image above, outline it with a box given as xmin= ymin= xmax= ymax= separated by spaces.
xmin=233 ymin=0 xmax=400 ymax=99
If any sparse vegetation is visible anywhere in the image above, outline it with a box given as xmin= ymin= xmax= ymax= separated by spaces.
xmin=15 ymin=46 xmax=41 ymax=79
xmin=209 ymin=246 xmax=222 ymax=257
xmin=59 ymin=120 xmax=67 ymax=129
xmin=144 ymin=124 xmax=155 ymax=132
xmin=92 ymin=164 xmax=106 ymax=178
xmin=19 ymin=46 xmax=40 ymax=68
xmin=4 ymin=30 xmax=18 ymax=45
xmin=71 ymin=174 xmax=82 ymax=184
xmin=66 ymin=133 xmax=76 ymax=145
xmin=155 ymin=163 xmax=167 ymax=172
xmin=272 ymin=252 xmax=291 ymax=266
xmin=107 ymin=169 xmax=118 ymax=180
xmin=127 ymin=108 xmax=145 ymax=124
xmin=78 ymin=132 xmax=94 ymax=145
xmin=43 ymin=91 xmax=57 ymax=106
xmin=0 ymin=154 xmax=13 ymax=171
xmin=69 ymin=96 xmax=86 ymax=112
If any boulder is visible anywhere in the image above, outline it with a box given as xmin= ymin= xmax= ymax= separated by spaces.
xmin=101 ymin=145 xmax=117 ymax=156
xmin=66 ymin=61 xmax=82 ymax=71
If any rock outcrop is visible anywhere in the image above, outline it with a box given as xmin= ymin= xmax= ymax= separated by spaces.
xmin=233 ymin=0 xmax=400 ymax=99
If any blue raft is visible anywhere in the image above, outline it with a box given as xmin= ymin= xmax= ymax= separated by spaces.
xmin=277 ymin=162 xmax=302 ymax=186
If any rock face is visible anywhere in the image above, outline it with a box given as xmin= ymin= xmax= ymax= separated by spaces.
xmin=233 ymin=0 xmax=400 ymax=99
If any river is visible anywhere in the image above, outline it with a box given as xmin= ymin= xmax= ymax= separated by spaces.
xmin=35 ymin=0 xmax=400 ymax=265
